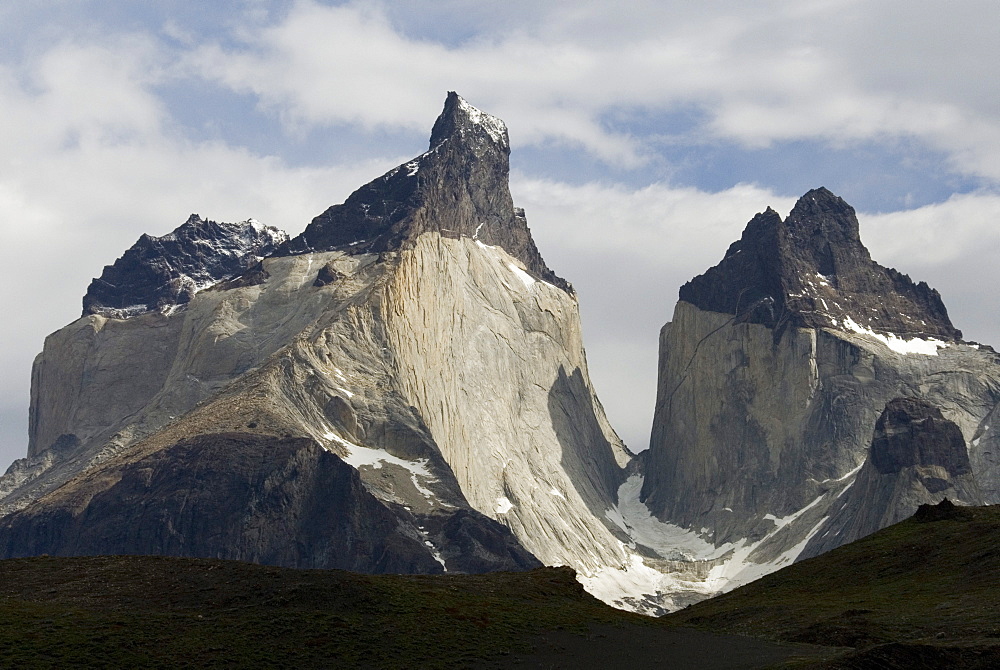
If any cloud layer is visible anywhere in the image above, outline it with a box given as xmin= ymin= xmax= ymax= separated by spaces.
xmin=1 ymin=0 xmax=997 ymax=463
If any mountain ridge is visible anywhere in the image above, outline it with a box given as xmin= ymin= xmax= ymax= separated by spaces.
xmin=82 ymin=215 xmax=287 ymax=318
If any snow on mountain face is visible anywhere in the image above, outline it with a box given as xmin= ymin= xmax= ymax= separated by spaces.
xmin=82 ymin=215 xmax=288 ymax=318
xmin=640 ymin=188 xmax=1000 ymax=601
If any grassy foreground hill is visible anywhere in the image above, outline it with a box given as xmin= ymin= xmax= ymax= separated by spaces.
xmin=0 ymin=501 xmax=997 ymax=668
xmin=0 ymin=555 xmax=824 ymax=669
xmin=666 ymin=500 xmax=1000 ymax=667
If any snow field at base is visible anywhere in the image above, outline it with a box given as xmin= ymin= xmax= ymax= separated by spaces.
xmin=840 ymin=316 xmax=949 ymax=356
xmin=322 ymin=432 xmax=437 ymax=500
xmin=703 ymin=493 xmax=830 ymax=592
xmin=577 ymin=550 xmax=717 ymax=616
xmin=605 ymin=475 xmax=727 ymax=561
xmin=586 ymin=475 xmax=846 ymax=611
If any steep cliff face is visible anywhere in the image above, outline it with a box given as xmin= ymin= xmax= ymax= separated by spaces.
xmin=0 ymin=94 xmax=674 ymax=610
xmin=637 ymin=188 xmax=1000 ymax=595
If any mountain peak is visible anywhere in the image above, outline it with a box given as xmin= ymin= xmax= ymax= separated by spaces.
xmin=429 ymin=91 xmax=509 ymax=151
xmin=679 ymin=188 xmax=960 ymax=342
xmin=284 ymin=93 xmax=568 ymax=292
xmin=789 ymin=186 xmax=852 ymax=217
xmin=82 ymin=216 xmax=287 ymax=318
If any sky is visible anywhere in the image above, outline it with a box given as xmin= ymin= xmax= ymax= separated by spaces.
xmin=1 ymin=1 xmax=998 ymax=467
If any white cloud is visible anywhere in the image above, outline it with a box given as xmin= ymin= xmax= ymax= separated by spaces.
xmin=188 ymin=1 xmax=1000 ymax=179
xmin=2 ymin=0 xmax=999 ymax=468
xmin=862 ymin=192 xmax=1000 ymax=267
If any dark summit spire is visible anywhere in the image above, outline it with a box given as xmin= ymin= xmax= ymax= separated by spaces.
xmin=679 ymin=188 xmax=960 ymax=341
xmin=283 ymin=93 xmax=568 ymax=292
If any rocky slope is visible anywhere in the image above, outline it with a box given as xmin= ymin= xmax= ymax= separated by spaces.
xmin=0 ymin=93 xmax=685 ymax=611
xmin=632 ymin=187 xmax=1000 ymax=595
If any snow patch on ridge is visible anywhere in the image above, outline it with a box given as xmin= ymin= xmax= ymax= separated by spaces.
xmin=324 ymin=433 xmax=437 ymax=499
xmin=840 ymin=316 xmax=949 ymax=355
xmin=495 ymin=496 xmax=514 ymax=514
xmin=507 ymin=263 xmax=536 ymax=289
xmin=456 ymin=95 xmax=508 ymax=147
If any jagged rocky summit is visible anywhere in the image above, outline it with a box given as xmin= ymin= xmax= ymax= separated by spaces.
xmin=0 ymin=93 xmax=683 ymax=612
xmin=83 ymin=216 xmax=288 ymax=318
xmin=282 ymin=92 xmax=569 ymax=292
xmin=679 ymin=188 xmax=959 ymax=341
xmin=634 ymin=187 xmax=1000 ymax=594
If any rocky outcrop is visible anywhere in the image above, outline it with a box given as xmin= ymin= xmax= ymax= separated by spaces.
xmin=0 ymin=432 xmax=537 ymax=573
xmin=637 ymin=188 xmax=1000 ymax=596
xmin=801 ymin=398 xmax=982 ymax=558
xmin=0 ymin=94 xmax=661 ymax=610
xmin=83 ymin=216 xmax=287 ymax=318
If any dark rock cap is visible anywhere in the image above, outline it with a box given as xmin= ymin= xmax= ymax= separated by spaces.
xmin=679 ymin=188 xmax=960 ymax=341
xmin=281 ymin=92 xmax=569 ymax=292
xmin=83 ymin=216 xmax=288 ymax=318
xmin=870 ymin=397 xmax=971 ymax=477
xmin=913 ymin=498 xmax=973 ymax=522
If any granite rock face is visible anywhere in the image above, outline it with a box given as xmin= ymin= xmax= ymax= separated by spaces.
xmin=83 ymin=216 xmax=287 ymax=318
xmin=638 ymin=188 xmax=1000 ymax=595
xmin=0 ymin=94 xmax=663 ymax=610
